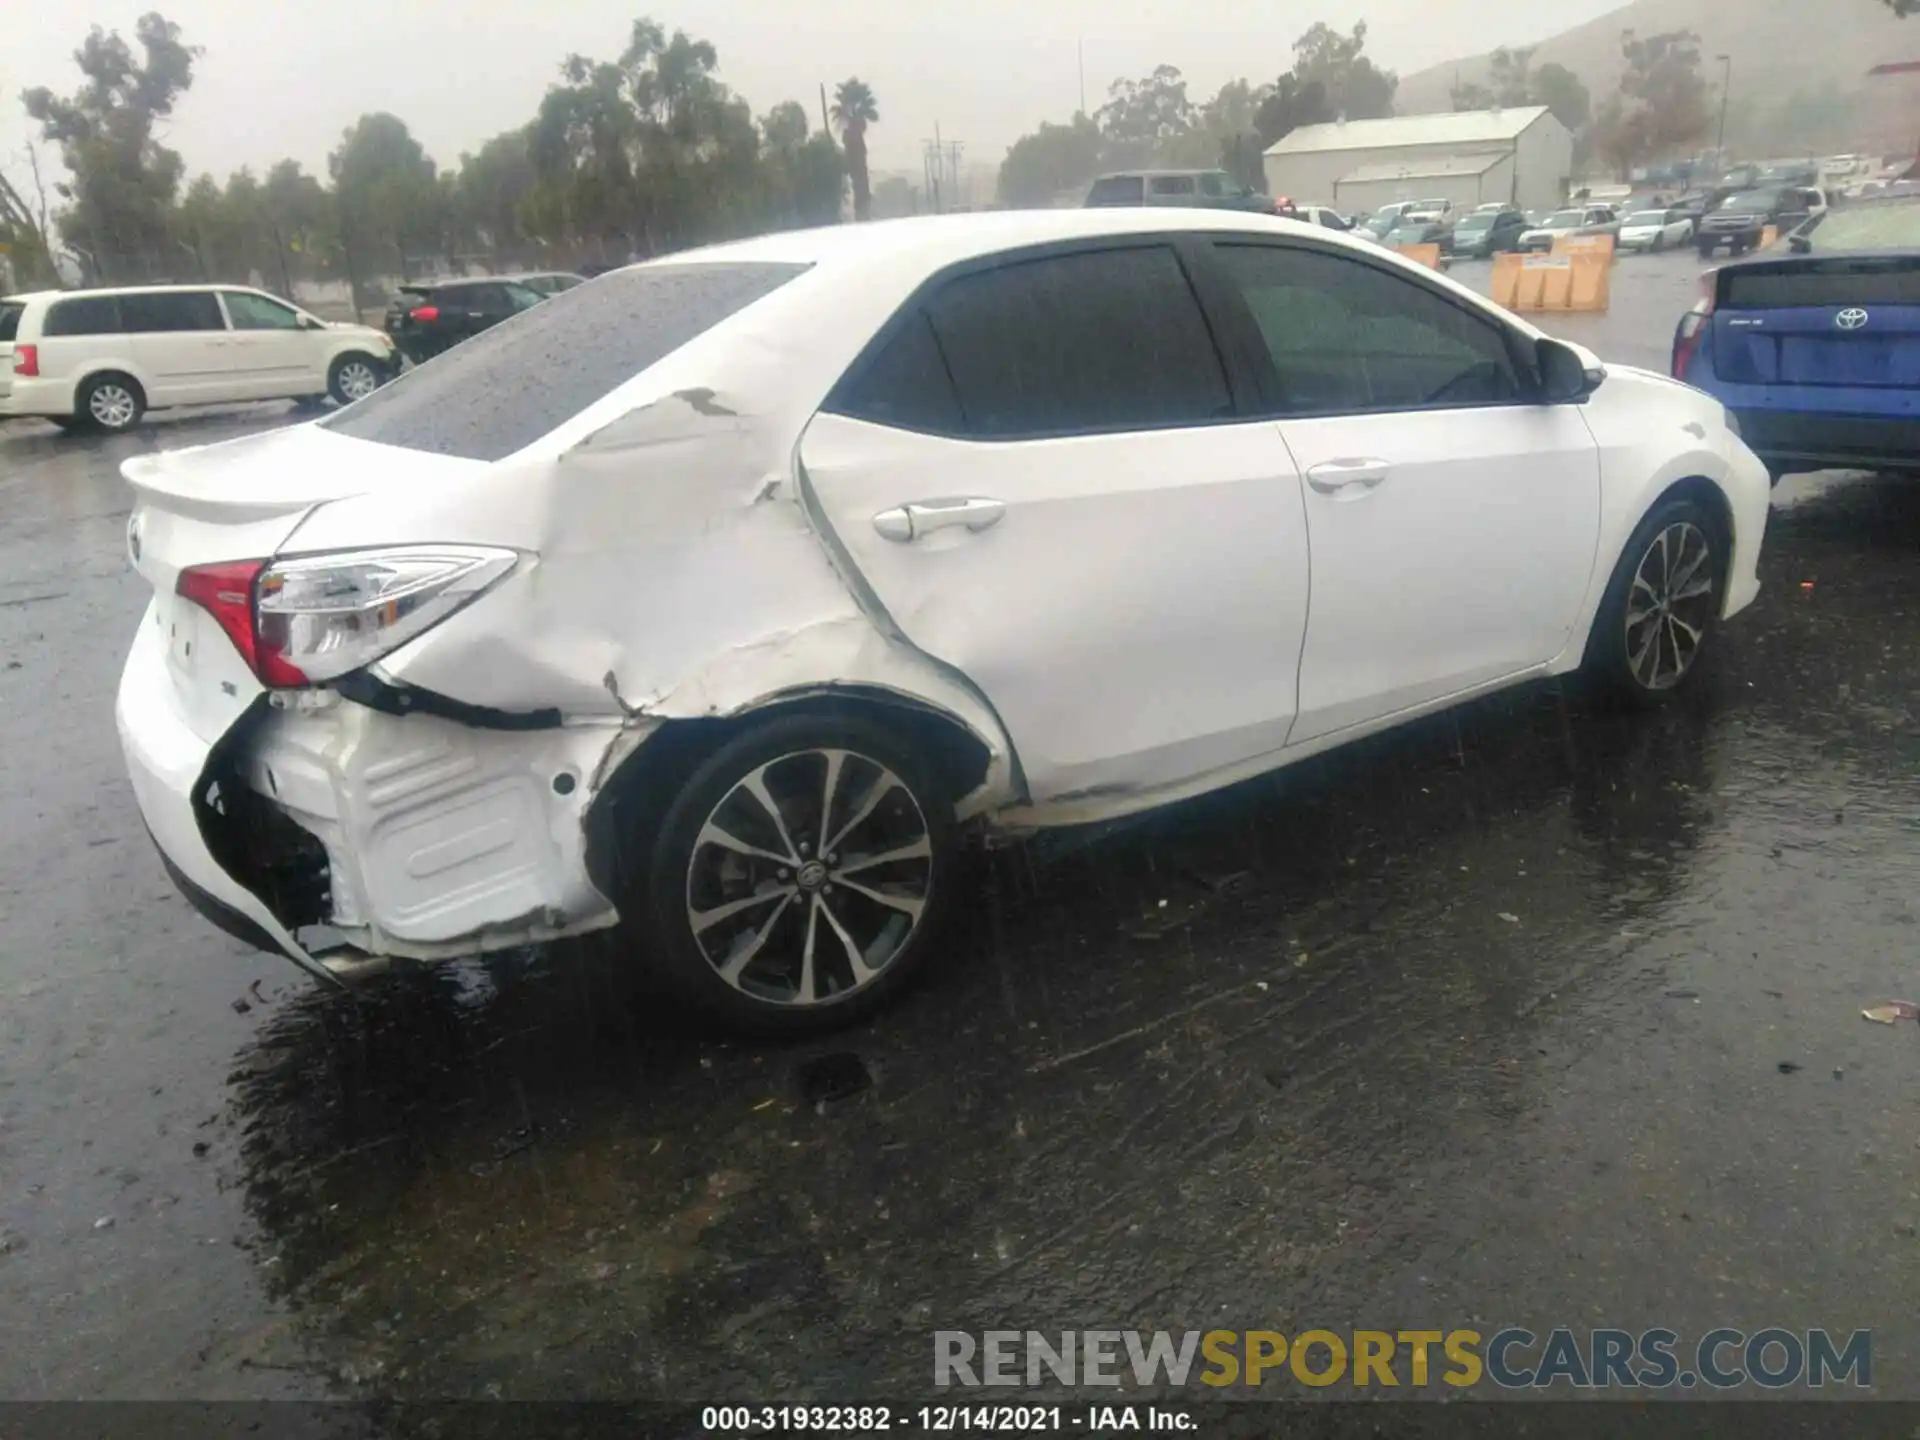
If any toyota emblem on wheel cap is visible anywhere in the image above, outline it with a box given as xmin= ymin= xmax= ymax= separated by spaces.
xmin=1836 ymin=307 xmax=1870 ymax=330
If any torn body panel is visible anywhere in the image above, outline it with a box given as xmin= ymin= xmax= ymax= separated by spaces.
xmin=242 ymin=697 xmax=645 ymax=958
xmin=199 ymin=318 xmax=1020 ymax=954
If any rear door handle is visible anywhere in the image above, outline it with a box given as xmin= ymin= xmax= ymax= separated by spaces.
xmin=873 ymin=497 xmax=1006 ymax=542
xmin=1305 ymin=459 xmax=1391 ymax=494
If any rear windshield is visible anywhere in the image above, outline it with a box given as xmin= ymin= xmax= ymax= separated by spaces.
xmin=323 ymin=262 xmax=806 ymax=460
xmin=1627 ymin=211 xmax=1669 ymax=225
xmin=1545 ymin=210 xmax=1584 ymax=226
xmin=1086 ymin=176 xmax=1145 ymax=206
xmin=1455 ymin=215 xmax=1494 ymax=230
xmin=0 ymin=302 xmax=21 ymax=343
xmin=1720 ymin=191 xmax=1779 ymax=212
xmin=1791 ymin=199 xmax=1920 ymax=253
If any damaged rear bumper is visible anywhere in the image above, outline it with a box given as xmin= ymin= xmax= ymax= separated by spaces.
xmin=119 ymin=609 xmax=644 ymax=975
xmin=116 ymin=613 xmax=341 ymax=984
xmin=238 ymin=695 xmax=635 ymax=959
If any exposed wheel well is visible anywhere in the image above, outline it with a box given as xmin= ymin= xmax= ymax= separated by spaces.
xmin=582 ymin=690 xmax=997 ymax=905
xmin=1658 ymin=474 xmax=1736 ymax=576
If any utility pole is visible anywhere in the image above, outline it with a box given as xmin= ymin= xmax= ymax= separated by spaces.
xmin=1078 ymin=38 xmax=1086 ymax=116
xmin=923 ymin=127 xmax=943 ymax=214
xmin=820 ymin=82 xmax=831 ymax=135
xmin=1715 ymin=55 xmax=1733 ymax=163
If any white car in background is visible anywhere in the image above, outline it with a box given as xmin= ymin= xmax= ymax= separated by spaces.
xmin=0 ymin=284 xmax=396 ymax=432
xmin=115 ymin=208 xmax=1769 ymax=1035
xmin=1617 ymin=207 xmax=1697 ymax=252
xmin=1289 ymin=204 xmax=1353 ymax=232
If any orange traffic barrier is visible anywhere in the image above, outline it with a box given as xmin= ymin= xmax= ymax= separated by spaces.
xmin=1495 ymin=251 xmax=1611 ymax=313
xmin=1760 ymin=225 xmax=1779 ymax=249
xmin=1552 ymin=232 xmax=1616 ymax=264
xmin=1393 ymin=242 xmax=1441 ymax=270
xmin=1490 ymin=252 xmax=1525 ymax=307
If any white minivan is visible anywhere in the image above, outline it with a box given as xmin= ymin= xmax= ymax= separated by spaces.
xmin=0 ymin=284 xmax=397 ymax=432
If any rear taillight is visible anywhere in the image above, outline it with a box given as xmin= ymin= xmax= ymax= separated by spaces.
xmin=12 ymin=344 xmax=37 ymax=377
xmin=1671 ymin=277 xmax=1717 ymax=380
xmin=175 ymin=559 xmax=309 ymax=688
xmin=408 ymin=305 xmax=439 ymax=323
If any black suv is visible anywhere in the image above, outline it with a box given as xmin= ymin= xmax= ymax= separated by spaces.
xmin=1695 ymin=189 xmax=1815 ymax=257
xmin=384 ymin=277 xmax=546 ymax=363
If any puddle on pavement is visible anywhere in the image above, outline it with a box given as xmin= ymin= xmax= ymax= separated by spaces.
xmin=193 ymin=472 xmax=1920 ymax=1399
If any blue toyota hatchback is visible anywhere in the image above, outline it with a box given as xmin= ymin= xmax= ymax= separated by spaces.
xmin=1672 ymin=192 xmax=1920 ymax=481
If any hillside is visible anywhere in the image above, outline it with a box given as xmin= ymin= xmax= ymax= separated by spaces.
xmin=1395 ymin=0 xmax=1920 ymax=150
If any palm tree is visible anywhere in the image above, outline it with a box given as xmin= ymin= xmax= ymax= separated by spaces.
xmin=831 ymin=78 xmax=879 ymax=220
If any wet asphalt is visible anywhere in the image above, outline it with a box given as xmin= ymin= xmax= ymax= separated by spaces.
xmin=1 ymin=248 xmax=1917 ymax=1405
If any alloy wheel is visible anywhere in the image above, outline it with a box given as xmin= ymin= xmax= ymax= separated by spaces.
xmin=336 ymin=361 xmax=379 ymax=401
xmin=684 ymin=748 xmax=934 ymax=1007
xmin=1625 ymin=521 xmax=1716 ymax=690
xmin=89 ymin=383 xmax=137 ymax=430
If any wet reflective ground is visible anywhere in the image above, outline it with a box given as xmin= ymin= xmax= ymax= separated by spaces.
xmin=3 ymin=258 xmax=1919 ymax=1400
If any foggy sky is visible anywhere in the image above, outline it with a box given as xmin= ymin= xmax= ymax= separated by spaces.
xmin=9 ymin=0 xmax=1625 ymax=186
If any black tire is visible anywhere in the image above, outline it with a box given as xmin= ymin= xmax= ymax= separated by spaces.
xmin=78 ymin=372 xmax=145 ymax=433
xmin=1583 ymin=496 xmax=1726 ymax=708
xmin=1652 ymin=234 xmax=1666 ymax=253
xmin=632 ymin=712 xmax=959 ymax=1036
xmin=1697 ymin=240 xmax=1716 ymax=258
xmin=327 ymin=352 xmax=385 ymax=407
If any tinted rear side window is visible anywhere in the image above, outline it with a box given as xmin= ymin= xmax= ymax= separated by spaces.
xmin=922 ymin=245 xmax=1231 ymax=438
xmin=324 ymin=263 xmax=807 ymax=460
xmin=121 ymin=292 xmax=224 ymax=333
xmin=0 ymin=303 xmax=22 ymax=343
xmin=43 ymin=296 xmax=123 ymax=337
xmin=826 ymin=310 xmax=964 ymax=434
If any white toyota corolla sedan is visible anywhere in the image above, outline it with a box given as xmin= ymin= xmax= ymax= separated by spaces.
xmin=116 ymin=208 xmax=1770 ymax=1033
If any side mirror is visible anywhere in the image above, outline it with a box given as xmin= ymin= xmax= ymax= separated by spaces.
xmin=297 ymin=314 xmax=323 ymax=330
xmin=1537 ymin=338 xmax=1605 ymax=403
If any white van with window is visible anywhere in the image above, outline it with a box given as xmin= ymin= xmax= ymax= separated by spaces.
xmin=0 ymin=285 xmax=397 ymax=433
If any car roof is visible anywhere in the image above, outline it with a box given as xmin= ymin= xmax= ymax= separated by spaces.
xmin=3 ymin=283 xmax=261 ymax=304
xmin=641 ymin=208 xmax=1355 ymax=278
xmin=1092 ymin=168 xmax=1228 ymax=179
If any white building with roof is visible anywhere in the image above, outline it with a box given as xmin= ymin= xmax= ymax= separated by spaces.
xmin=1264 ymin=107 xmax=1572 ymax=216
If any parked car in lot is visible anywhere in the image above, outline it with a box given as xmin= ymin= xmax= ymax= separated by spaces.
xmin=116 ymin=209 xmax=1767 ymax=1034
xmin=1448 ymin=207 xmax=1529 ymax=257
xmin=1674 ymin=191 xmax=1920 ymax=481
xmin=1618 ymin=207 xmax=1697 ymax=252
xmin=1519 ymin=206 xmax=1620 ymax=251
xmin=1384 ymin=218 xmax=1452 ymax=251
xmin=508 ymin=271 xmax=587 ymax=298
xmin=1083 ymin=170 xmax=1279 ymax=213
xmin=1356 ymin=201 xmax=1422 ymax=233
xmin=384 ymin=277 xmax=547 ymax=363
xmin=1288 ymin=205 xmax=1353 ymax=232
xmin=1695 ymin=188 xmax=1820 ymax=256
xmin=0 ymin=284 xmax=396 ymax=432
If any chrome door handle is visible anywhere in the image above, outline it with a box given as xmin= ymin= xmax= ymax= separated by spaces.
xmin=1305 ymin=459 xmax=1390 ymax=493
xmin=872 ymin=497 xmax=1006 ymax=542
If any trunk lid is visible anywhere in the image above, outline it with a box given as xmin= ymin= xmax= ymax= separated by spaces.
xmin=384 ymin=285 xmax=435 ymax=335
xmin=1710 ymin=252 xmax=1920 ymax=388
xmin=124 ymin=423 xmax=487 ymax=737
